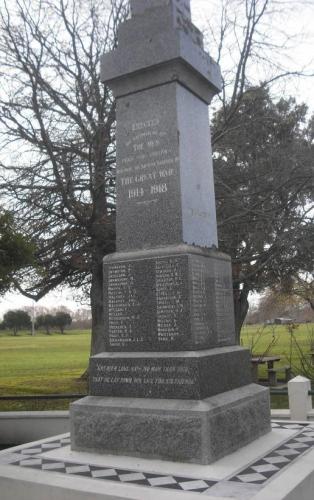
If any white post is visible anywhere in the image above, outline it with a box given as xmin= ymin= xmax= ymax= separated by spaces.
xmin=31 ymin=301 xmax=36 ymax=336
xmin=288 ymin=376 xmax=312 ymax=421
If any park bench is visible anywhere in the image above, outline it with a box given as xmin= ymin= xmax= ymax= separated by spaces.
xmin=251 ymin=355 xmax=281 ymax=384
xmin=267 ymin=365 xmax=292 ymax=387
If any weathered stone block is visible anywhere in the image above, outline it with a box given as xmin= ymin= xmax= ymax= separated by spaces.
xmin=102 ymin=246 xmax=235 ymax=352
xmin=89 ymin=347 xmax=252 ymax=399
xmin=101 ymin=0 xmax=222 ymax=100
xmin=114 ymin=83 xmax=218 ymax=251
xmin=70 ymin=384 xmax=271 ymax=464
xmin=131 ymin=0 xmax=192 ymax=21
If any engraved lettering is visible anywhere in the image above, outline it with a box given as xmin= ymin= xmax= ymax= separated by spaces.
xmin=134 ymin=172 xmax=157 ymax=183
xmin=151 ymin=183 xmax=167 ymax=194
xmin=133 ymin=143 xmax=143 ymax=152
xmin=93 ymin=362 xmax=195 ymax=388
xmin=105 ymin=256 xmax=189 ymax=349
xmin=132 ymin=118 xmax=160 ymax=131
xmin=121 ymin=176 xmax=134 ymax=186
xmin=159 ymin=168 xmax=174 ymax=178
xmin=128 ymin=187 xmax=144 ymax=198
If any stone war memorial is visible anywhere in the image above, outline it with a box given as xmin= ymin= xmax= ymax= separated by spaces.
xmin=3 ymin=2 xmax=314 ymax=500
xmin=70 ymin=0 xmax=271 ymax=464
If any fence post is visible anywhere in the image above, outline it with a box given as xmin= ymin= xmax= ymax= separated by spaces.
xmin=288 ymin=376 xmax=312 ymax=421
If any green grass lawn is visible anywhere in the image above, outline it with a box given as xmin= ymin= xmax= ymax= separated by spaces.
xmin=242 ymin=323 xmax=314 ymax=376
xmin=0 ymin=323 xmax=313 ymax=411
xmin=242 ymin=323 xmax=314 ymax=409
xmin=0 ymin=329 xmax=90 ymax=410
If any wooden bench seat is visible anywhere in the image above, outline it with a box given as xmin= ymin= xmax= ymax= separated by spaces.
xmin=267 ymin=366 xmax=292 ymax=386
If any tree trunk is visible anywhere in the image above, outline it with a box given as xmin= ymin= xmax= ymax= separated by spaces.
xmin=88 ymin=122 xmax=116 ymax=357
xmin=80 ymin=241 xmax=106 ymax=383
xmin=233 ymin=286 xmax=250 ymax=344
xmin=90 ymin=242 xmax=105 ymax=356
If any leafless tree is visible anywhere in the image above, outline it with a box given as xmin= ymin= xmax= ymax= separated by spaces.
xmin=0 ymin=0 xmax=129 ymax=354
xmin=202 ymin=0 xmax=314 ymax=140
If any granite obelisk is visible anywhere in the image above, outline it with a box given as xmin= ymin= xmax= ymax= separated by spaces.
xmin=70 ymin=0 xmax=271 ymax=464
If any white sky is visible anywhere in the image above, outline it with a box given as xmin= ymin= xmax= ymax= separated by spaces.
xmin=0 ymin=289 xmax=86 ymax=318
xmin=0 ymin=0 xmax=313 ymax=318
xmin=192 ymin=0 xmax=314 ymax=111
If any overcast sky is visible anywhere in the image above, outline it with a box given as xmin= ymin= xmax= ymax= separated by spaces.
xmin=0 ymin=0 xmax=313 ymax=317
xmin=193 ymin=0 xmax=314 ymax=110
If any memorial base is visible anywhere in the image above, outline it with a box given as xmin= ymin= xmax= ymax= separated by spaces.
xmin=70 ymin=384 xmax=270 ymax=464
xmin=1 ymin=420 xmax=314 ymax=500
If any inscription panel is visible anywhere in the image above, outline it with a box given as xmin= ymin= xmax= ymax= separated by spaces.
xmin=106 ymin=260 xmax=153 ymax=348
xmin=190 ymin=258 xmax=212 ymax=346
xmin=189 ymin=254 xmax=235 ymax=346
xmin=104 ymin=252 xmax=235 ymax=352
xmin=104 ymin=255 xmax=190 ymax=351
xmin=89 ymin=348 xmax=251 ymax=400
xmin=156 ymin=258 xmax=186 ymax=343
xmin=214 ymin=260 xmax=235 ymax=342
xmin=90 ymin=359 xmax=198 ymax=399
xmin=116 ymin=84 xmax=182 ymax=251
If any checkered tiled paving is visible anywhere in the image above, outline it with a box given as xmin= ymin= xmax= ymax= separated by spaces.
xmin=11 ymin=453 xmax=217 ymax=492
xmin=5 ymin=421 xmax=314 ymax=495
xmin=230 ymin=425 xmax=314 ymax=485
xmin=17 ymin=435 xmax=71 ymax=456
xmin=271 ymin=421 xmax=313 ymax=430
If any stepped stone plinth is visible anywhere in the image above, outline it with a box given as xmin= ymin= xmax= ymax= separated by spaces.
xmin=70 ymin=0 xmax=271 ymax=464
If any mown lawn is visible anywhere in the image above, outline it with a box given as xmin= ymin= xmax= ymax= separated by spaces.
xmin=0 ymin=330 xmax=90 ymax=410
xmin=241 ymin=322 xmax=314 ymax=376
xmin=0 ymin=323 xmax=313 ymax=411
xmin=242 ymin=323 xmax=314 ymax=409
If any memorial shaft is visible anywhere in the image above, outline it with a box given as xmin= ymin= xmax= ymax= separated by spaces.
xmin=108 ymin=0 xmax=220 ymax=252
xmin=100 ymin=0 xmax=235 ymax=353
xmin=70 ymin=0 xmax=271 ymax=464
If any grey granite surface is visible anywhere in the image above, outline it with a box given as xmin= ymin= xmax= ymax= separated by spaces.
xmin=70 ymin=0 xmax=272 ymax=464
xmin=89 ymin=347 xmax=251 ymax=399
xmin=114 ymin=83 xmax=218 ymax=251
xmin=131 ymin=0 xmax=192 ymax=21
xmin=71 ymin=384 xmax=270 ymax=464
xmin=103 ymin=246 xmax=235 ymax=352
xmin=101 ymin=0 xmax=222 ymax=99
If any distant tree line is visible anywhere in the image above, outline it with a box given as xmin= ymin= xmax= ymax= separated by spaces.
xmin=0 ymin=310 xmax=72 ymax=335
xmin=36 ymin=312 xmax=72 ymax=335
xmin=0 ymin=310 xmax=32 ymax=336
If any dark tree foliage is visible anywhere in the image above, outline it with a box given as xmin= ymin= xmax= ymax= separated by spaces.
xmin=0 ymin=210 xmax=34 ymax=294
xmin=36 ymin=313 xmax=56 ymax=335
xmin=54 ymin=311 xmax=72 ymax=334
xmin=213 ymin=87 xmax=313 ymax=340
xmin=3 ymin=309 xmax=32 ymax=335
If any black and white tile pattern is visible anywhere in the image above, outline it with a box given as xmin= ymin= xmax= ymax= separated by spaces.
xmin=11 ymin=454 xmax=217 ymax=492
xmin=271 ymin=421 xmax=312 ymax=430
xmin=4 ymin=421 xmax=314 ymax=496
xmin=230 ymin=426 xmax=314 ymax=485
